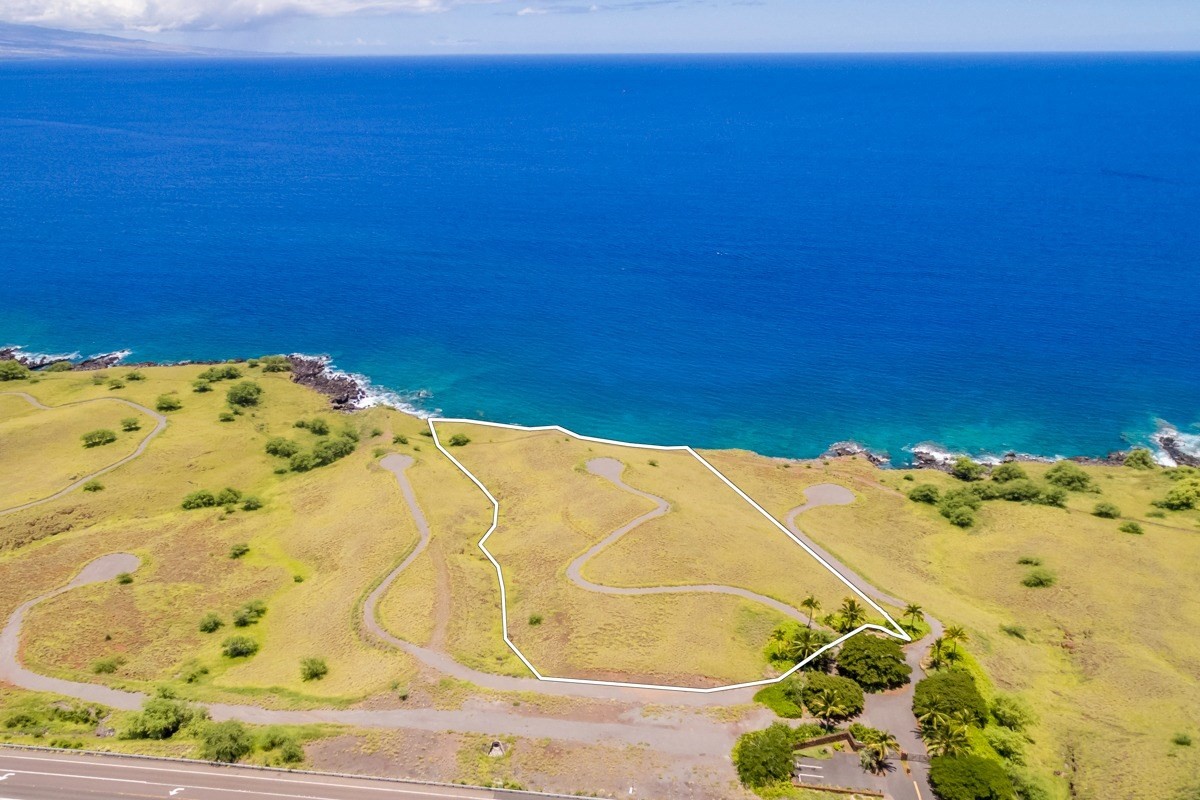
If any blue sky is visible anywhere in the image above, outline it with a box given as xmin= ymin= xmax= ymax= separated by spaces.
xmin=6 ymin=0 xmax=1200 ymax=54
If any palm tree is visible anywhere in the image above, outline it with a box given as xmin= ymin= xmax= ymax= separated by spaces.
xmin=787 ymin=627 xmax=826 ymax=664
xmin=928 ymin=636 xmax=947 ymax=670
xmin=838 ymin=597 xmax=867 ymax=632
xmin=904 ymin=603 xmax=924 ymax=632
xmin=945 ymin=625 xmax=969 ymax=655
xmin=923 ymin=717 xmax=970 ymax=757
xmin=858 ymin=731 xmax=900 ymax=774
xmin=806 ymin=688 xmax=849 ymax=731
xmin=800 ymin=594 xmax=822 ymax=628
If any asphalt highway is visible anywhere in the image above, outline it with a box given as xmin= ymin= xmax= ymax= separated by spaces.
xmin=0 ymin=749 xmax=533 ymax=800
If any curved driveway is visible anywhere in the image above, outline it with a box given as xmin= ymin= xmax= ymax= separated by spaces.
xmin=0 ymin=391 xmax=168 ymax=516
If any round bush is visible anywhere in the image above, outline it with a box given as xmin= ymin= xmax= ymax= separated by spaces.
xmin=81 ymin=429 xmax=118 ymax=448
xmin=731 ymin=722 xmax=795 ymax=788
xmin=221 ymin=636 xmax=259 ymax=658
xmin=801 ymin=672 xmax=864 ymax=719
xmin=928 ymin=754 xmax=1015 ymax=800
xmin=300 ymin=657 xmax=328 ymax=681
xmin=1022 ymin=568 xmax=1056 ymax=587
xmin=908 ymin=484 xmax=940 ymax=504
xmin=0 ymin=361 xmax=30 ymax=381
xmin=913 ymin=669 xmax=988 ymax=726
xmin=199 ymin=720 xmax=253 ymax=763
xmin=226 ymin=381 xmax=263 ymax=407
xmin=951 ymin=457 xmax=984 ymax=482
xmin=1123 ymin=448 xmax=1156 ymax=469
xmin=155 ymin=395 xmax=183 ymax=412
xmin=990 ymin=463 xmax=1027 ymax=483
xmin=1045 ymin=461 xmax=1092 ymax=491
xmin=1092 ymin=502 xmax=1120 ymax=519
xmin=836 ymin=634 xmax=912 ymax=691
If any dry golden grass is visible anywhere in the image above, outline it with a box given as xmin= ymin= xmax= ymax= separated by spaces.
xmin=0 ymin=394 xmax=155 ymax=508
xmin=706 ymin=451 xmax=1200 ymax=800
xmin=2 ymin=365 xmax=420 ymax=706
xmin=427 ymin=423 xmax=836 ymax=686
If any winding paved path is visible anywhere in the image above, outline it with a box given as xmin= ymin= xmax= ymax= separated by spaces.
xmin=0 ymin=554 xmax=754 ymax=755
xmin=0 ymin=391 xmax=168 ymax=517
xmin=784 ymin=484 xmax=941 ymax=800
xmin=569 ymin=458 xmax=812 ymax=624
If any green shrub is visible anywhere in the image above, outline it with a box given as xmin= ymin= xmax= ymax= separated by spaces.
xmin=1005 ymin=766 xmax=1055 ymax=800
xmin=393 ymin=434 xmax=408 ymax=445
xmin=1158 ymin=481 xmax=1200 ymax=510
xmin=198 ymin=365 xmax=242 ymax=382
xmin=199 ymin=720 xmax=253 ymax=763
xmin=218 ymin=412 xmax=235 ymax=422
xmin=216 ymin=487 xmax=242 ymax=505
xmin=1000 ymin=625 xmax=1026 ymax=639
xmin=908 ymin=484 xmax=940 ymax=504
xmin=278 ymin=739 xmax=304 ymax=763
xmin=1123 ymin=448 xmax=1156 ymax=469
xmin=752 ymin=678 xmax=805 ymax=718
xmin=1092 ymin=501 xmax=1120 ymax=518
xmin=991 ymin=463 xmax=1027 ymax=483
xmin=121 ymin=697 xmax=204 ymax=740
xmin=991 ymin=694 xmax=1035 ymax=731
xmin=221 ymin=636 xmax=259 ymax=658
xmin=233 ymin=600 xmax=267 ymax=627
xmin=289 ymin=452 xmax=317 ymax=472
xmin=1032 ymin=486 xmax=1067 ymax=507
xmin=304 ymin=418 xmax=330 ymax=435
xmin=942 ymin=504 xmax=976 ymax=528
xmin=1022 ymin=568 xmax=1056 ymax=587
xmin=1016 ymin=556 xmax=1041 ymax=566
xmin=951 ymin=457 xmax=984 ymax=481
xmin=1118 ymin=521 xmax=1144 ymax=535
xmin=985 ymin=726 xmax=1027 ymax=763
xmin=192 ymin=380 xmax=213 ymax=393
xmin=4 ymin=712 xmax=39 ymax=729
xmin=81 ymin=429 xmax=118 ymax=448
xmin=836 ymin=634 xmax=911 ymax=691
xmin=91 ymin=373 xmax=107 ymax=385
xmin=242 ymin=496 xmax=262 ymax=511
xmin=938 ymin=487 xmax=982 ymax=526
xmin=226 ymin=381 xmax=263 ymax=407
xmin=120 ymin=417 xmax=141 ymax=431
xmin=92 ymin=656 xmax=126 ymax=674
xmin=731 ymin=722 xmax=796 ymax=788
xmin=265 ymin=437 xmax=300 ymax=457
xmin=313 ymin=436 xmax=355 ymax=465
xmin=125 ymin=370 xmax=145 ymax=381
xmin=182 ymin=490 xmax=217 ymax=509
xmin=229 ymin=543 xmax=250 ymax=559
xmin=448 ymin=433 xmax=471 ymax=447
xmin=199 ymin=613 xmax=223 ymax=633
xmin=82 ymin=480 xmax=104 ymax=492
xmin=260 ymin=355 xmax=291 ymax=373
xmin=993 ymin=479 xmax=1041 ymax=502
xmin=1045 ymin=461 xmax=1093 ymax=491
xmin=300 ymin=657 xmax=328 ymax=681
xmin=801 ymin=672 xmax=864 ymax=719
xmin=108 ymin=378 xmax=125 ymax=389
xmin=913 ymin=670 xmax=988 ymax=726
xmin=0 ymin=360 xmax=30 ymax=381
xmin=117 ymin=572 xmax=133 ymax=585
xmin=259 ymin=726 xmax=292 ymax=750
xmin=155 ymin=394 xmax=182 ymax=412
xmin=1173 ymin=732 xmax=1193 ymax=746
xmin=528 ymin=614 xmax=543 ymax=626
xmin=929 ymin=755 xmax=1015 ymax=800
xmin=46 ymin=361 xmax=74 ymax=372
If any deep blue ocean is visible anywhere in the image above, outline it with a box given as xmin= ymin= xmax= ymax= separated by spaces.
xmin=1 ymin=55 xmax=1197 ymax=461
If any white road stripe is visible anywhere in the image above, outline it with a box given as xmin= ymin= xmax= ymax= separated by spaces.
xmin=0 ymin=757 xmax=486 ymax=799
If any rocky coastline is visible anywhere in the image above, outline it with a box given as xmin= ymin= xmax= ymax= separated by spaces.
xmin=3 ymin=344 xmax=1196 ymax=468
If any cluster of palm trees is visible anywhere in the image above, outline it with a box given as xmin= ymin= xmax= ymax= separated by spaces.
xmin=917 ymin=708 xmax=973 ymax=757
xmin=797 ymin=594 xmax=871 ymax=635
xmin=927 ymin=625 xmax=969 ymax=670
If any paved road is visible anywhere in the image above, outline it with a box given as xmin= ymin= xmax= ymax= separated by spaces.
xmin=0 ymin=749 xmax=531 ymax=800
xmin=568 ymin=457 xmax=815 ymax=624
xmin=0 ymin=392 xmax=168 ymax=517
xmin=784 ymin=484 xmax=941 ymax=800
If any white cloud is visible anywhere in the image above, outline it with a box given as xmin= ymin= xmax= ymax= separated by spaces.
xmin=0 ymin=0 xmax=491 ymax=32
xmin=516 ymin=6 xmax=547 ymax=15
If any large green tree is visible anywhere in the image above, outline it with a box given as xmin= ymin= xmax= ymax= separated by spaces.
xmin=836 ymin=634 xmax=911 ymax=691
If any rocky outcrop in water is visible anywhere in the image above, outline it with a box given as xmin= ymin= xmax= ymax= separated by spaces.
xmin=286 ymin=354 xmax=369 ymax=410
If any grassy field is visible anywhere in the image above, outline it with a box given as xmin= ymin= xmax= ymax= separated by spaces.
xmin=1 ymin=364 xmax=422 ymax=706
xmin=4 ymin=363 xmax=1199 ymax=797
xmin=706 ymin=449 xmax=1200 ymax=800
xmin=428 ymin=423 xmax=863 ymax=686
xmin=0 ymin=393 xmax=156 ymax=509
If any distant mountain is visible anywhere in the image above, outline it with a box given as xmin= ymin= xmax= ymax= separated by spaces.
xmin=0 ymin=21 xmax=256 ymax=59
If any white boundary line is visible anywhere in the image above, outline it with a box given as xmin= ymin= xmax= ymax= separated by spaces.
xmin=427 ymin=417 xmax=910 ymax=694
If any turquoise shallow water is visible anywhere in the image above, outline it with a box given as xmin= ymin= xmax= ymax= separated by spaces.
xmin=1 ymin=55 xmax=1197 ymax=461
